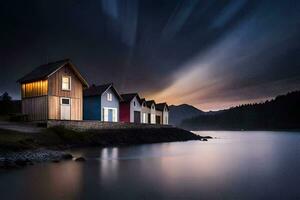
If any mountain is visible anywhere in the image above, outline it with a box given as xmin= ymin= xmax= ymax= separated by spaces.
xmin=180 ymin=91 xmax=300 ymax=130
xmin=169 ymin=104 xmax=204 ymax=126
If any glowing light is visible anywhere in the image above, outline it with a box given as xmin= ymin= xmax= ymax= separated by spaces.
xmin=22 ymin=80 xmax=48 ymax=98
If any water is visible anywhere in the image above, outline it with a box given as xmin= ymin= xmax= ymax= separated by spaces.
xmin=1 ymin=131 xmax=300 ymax=200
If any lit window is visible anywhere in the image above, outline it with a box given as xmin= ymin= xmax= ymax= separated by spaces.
xmin=107 ymin=93 xmax=112 ymax=101
xmin=142 ymin=113 xmax=147 ymax=123
xmin=151 ymin=114 xmax=156 ymax=124
xmin=62 ymin=76 xmax=71 ymax=90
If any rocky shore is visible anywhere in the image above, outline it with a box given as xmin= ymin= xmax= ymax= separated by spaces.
xmin=0 ymin=125 xmax=212 ymax=170
xmin=0 ymin=149 xmax=73 ymax=169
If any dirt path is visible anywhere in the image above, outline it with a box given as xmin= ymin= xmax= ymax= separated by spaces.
xmin=0 ymin=121 xmax=45 ymax=133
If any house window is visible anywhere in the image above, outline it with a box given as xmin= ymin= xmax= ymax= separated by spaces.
xmin=62 ymin=76 xmax=71 ymax=91
xmin=107 ymin=93 xmax=112 ymax=101
xmin=134 ymin=101 xmax=136 ymax=106
xmin=151 ymin=114 xmax=156 ymax=124
xmin=151 ymin=105 xmax=155 ymax=110
xmin=142 ymin=113 xmax=147 ymax=123
xmin=61 ymin=98 xmax=70 ymax=105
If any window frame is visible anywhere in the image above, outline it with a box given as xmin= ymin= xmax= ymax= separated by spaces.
xmin=60 ymin=97 xmax=71 ymax=105
xmin=107 ymin=92 xmax=113 ymax=101
xmin=62 ymin=76 xmax=71 ymax=91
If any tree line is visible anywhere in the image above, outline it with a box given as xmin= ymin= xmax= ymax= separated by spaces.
xmin=181 ymin=91 xmax=300 ymax=130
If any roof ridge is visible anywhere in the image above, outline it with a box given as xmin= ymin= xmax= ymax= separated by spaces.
xmin=40 ymin=58 xmax=70 ymax=67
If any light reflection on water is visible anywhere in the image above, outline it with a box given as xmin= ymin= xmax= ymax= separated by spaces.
xmin=0 ymin=131 xmax=300 ymax=200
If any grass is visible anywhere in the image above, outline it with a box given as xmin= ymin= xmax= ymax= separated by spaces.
xmin=0 ymin=129 xmax=38 ymax=151
xmin=0 ymin=126 xmax=205 ymax=152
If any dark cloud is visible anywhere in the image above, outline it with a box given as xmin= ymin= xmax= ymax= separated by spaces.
xmin=0 ymin=0 xmax=299 ymax=110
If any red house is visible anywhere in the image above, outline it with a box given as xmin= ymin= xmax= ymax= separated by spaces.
xmin=120 ymin=93 xmax=142 ymax=123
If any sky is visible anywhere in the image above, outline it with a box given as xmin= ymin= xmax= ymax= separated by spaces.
xmin=0 ymin=0 xmax=299 ymax=111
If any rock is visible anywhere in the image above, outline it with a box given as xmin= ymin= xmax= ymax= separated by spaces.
xmin=61 ymin=153 xmax=73 ymax=160
xmin=0 ymin=159 xmax=20 ymax=169
xmin=75 ymin=157 xmax=86 ymax=162
xmin=202 ymin=138 xmax=208 ymax=141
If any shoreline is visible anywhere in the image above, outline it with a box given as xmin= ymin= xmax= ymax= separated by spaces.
xmin=0 ymin=126 xmax=211 ymax=170
xmin=190 ymin=128 xmax=300 ymax=132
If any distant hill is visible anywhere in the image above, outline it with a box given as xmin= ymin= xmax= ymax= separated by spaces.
xmin=169 ymin=104 xmax=204 ymax=126
xmin=180 ymin=91 xmax=300 ymax=130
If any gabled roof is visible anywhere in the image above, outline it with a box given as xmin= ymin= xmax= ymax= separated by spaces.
xmin=140 ymin=98 xmax=146 ymax=105
xmin=17 ymin=59 xmax=89 ymax=88
xmin=156 ymin=103 xmax=169 ymax=111
xmin=146 ymin=100 xmax=156 ymax=108
xmin=84 ymin=83 xmax=122 ymax=100
xmin=121 ymin=93 xmax=141 ymax=103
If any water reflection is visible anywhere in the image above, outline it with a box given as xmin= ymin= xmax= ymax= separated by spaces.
xmin=99 ymin=148 xmax=119 ymax=182
xmin=0 ymin=131 xmax=299 ymax=200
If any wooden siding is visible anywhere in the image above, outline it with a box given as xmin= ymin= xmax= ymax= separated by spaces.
xmin=48 ymin=96 xmax=82 ymax=120
xmin=48 ymin=64 xmax=83 ymax=99
xmin=71 ymin=98 xmax=82 ymax=120
xmin=22 ymin=96 xmax=48 ymax=121
xmin=47 ymin=64 xmax=83 ymax=120
xmin=48 ymin=96 xmax=60 ymax=120
xmin=21 ymin=80 xmax=48 ymax=98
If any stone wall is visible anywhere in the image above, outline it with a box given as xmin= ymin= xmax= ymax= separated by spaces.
xmin=47 ymin=120 xmax=173 ymax=132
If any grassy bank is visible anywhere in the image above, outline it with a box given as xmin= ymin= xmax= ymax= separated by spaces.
xmin=0 ymin=126 xmax=210 ymax=152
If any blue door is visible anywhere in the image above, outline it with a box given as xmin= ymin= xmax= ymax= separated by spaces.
xmin=108 ymin=109 xmax=113 ymax=122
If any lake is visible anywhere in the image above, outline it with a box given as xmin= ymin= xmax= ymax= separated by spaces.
xmin=0 ymin=131 xmax=300 ymax=200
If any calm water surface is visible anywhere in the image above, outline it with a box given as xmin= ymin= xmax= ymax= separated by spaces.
xmin=1 ymin=131 xmax=300 ymax=200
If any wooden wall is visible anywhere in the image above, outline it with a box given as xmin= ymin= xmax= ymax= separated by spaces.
xmin=48 ymin=64 xmax=83 ymax=99
xmin=48 ymin=96 xmax=82 ymax=120
xmin=48 ymin=96 xmax=59 ymax=120
xmin=22 ymin=96 xmax=48 ymax=121
xmin=47 ymin=64 xmax=83 ymax=120
xmin=21 ymin=80 xmax=48 ymax=98
xmin=71 ymin=98 xmax=82 ymax=120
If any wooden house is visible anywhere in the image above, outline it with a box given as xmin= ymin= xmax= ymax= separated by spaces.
xmin=17 ymin=59 xmax=89 ymax=121
xmin=83 ymin=83 xmax=122 ymax=122
xmin=120 ymin=93 xmax=142 ymax=123
xmin=156 ymin=103 xmax=169 ymax=125
xmin=145 ymin=100 xmax=156 ymax=124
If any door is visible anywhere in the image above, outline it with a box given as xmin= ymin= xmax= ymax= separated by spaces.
xmin=148 ymin=113 xmax=151 ymax=124
xmin=156 ymin=115 xmax=161 ymax=124
xmin=103 ymin=107 xmax=117 ymax=122
xmin=60 ymin=98 xmax=71 ymax=120
xmin=108 ymin=109 xmax=113 ymax=122
xmin=134 ymin=111 xmax=141 ymax=123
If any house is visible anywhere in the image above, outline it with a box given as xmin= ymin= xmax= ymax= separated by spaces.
xmin=17 ymin=59 xmax=89 ymax=121
xmin=156 ymin=103 xmax=169 ymax=125
xmin=140 ymin=98 xmax=149 ymax=124
xmin=145 ymin=100 xmax=156 ymax=124
xmin=83 ymin=83 xmax=122 ymax=122
xmin=120 ymin=93 xmax=142 ymax=123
